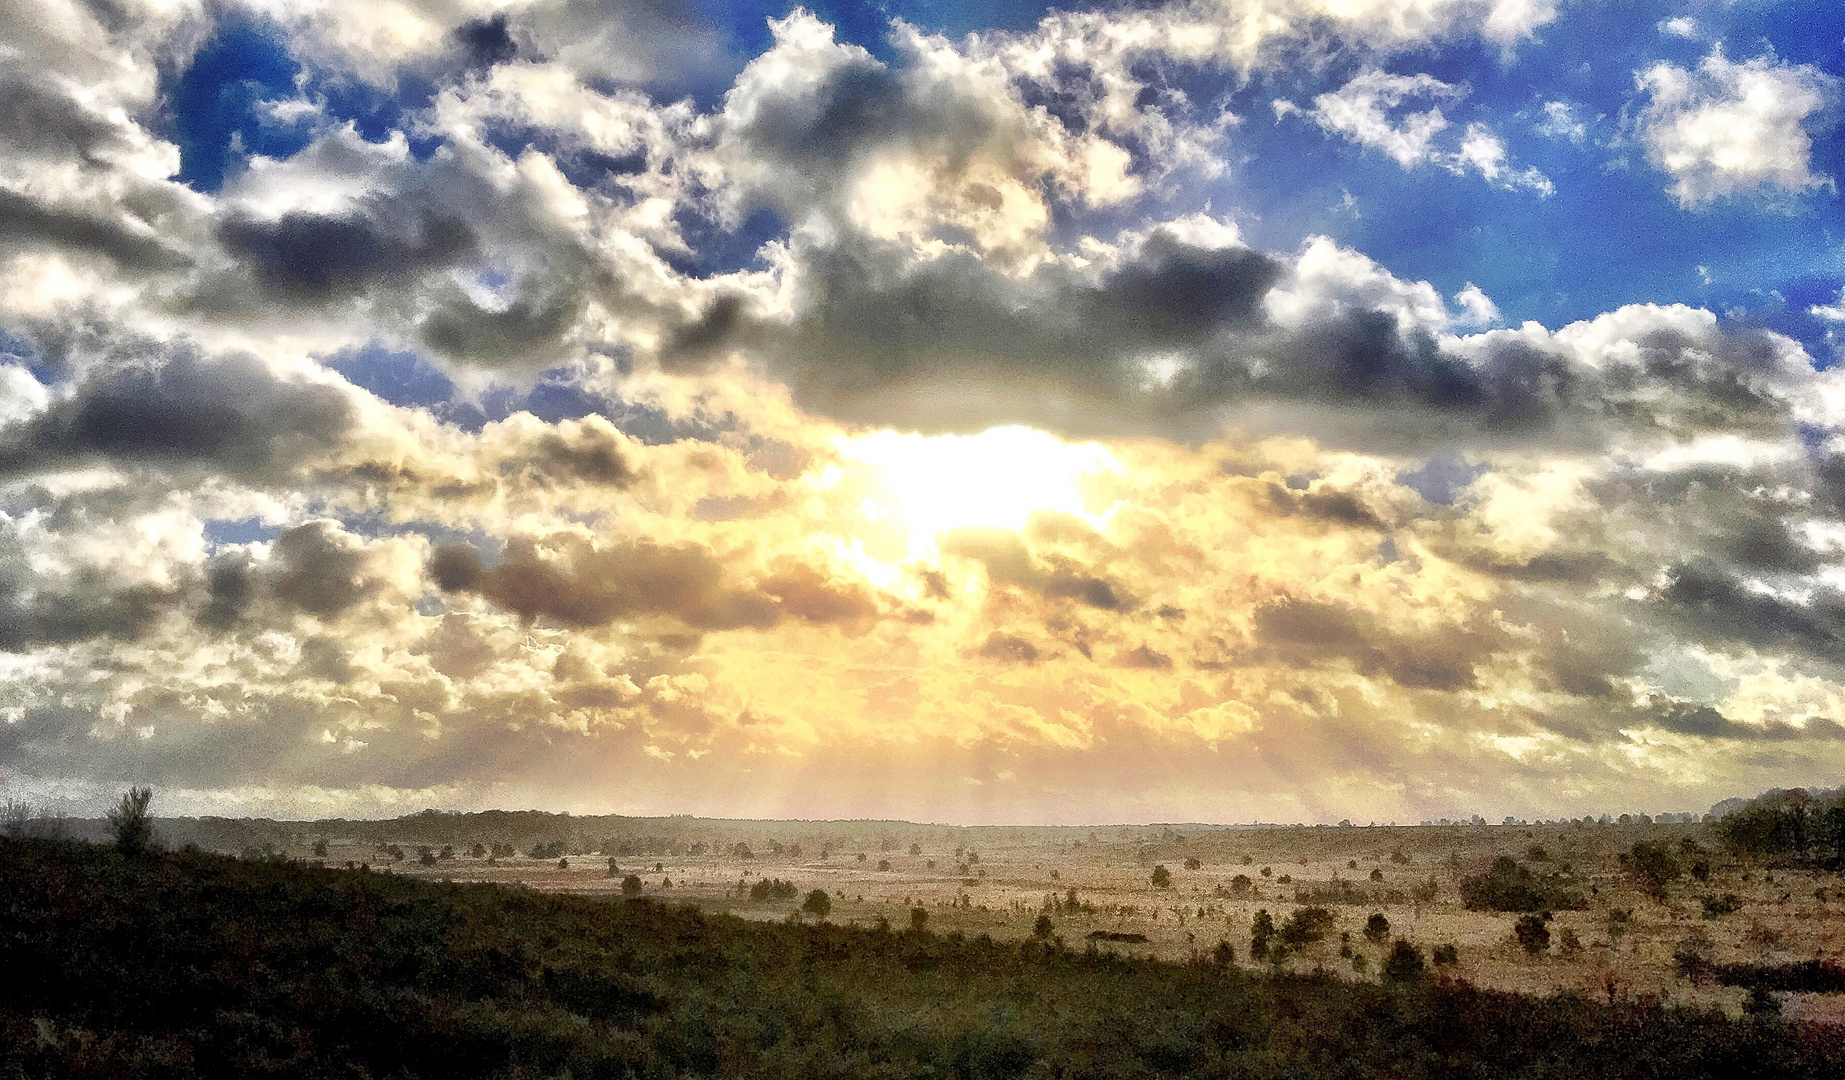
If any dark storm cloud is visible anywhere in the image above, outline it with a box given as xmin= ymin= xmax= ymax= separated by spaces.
xmin=0 ymin=568 xmax=181 ymax=652
xmin=1657 ymin=562 xmax=1845 ymax=665
xmin=0 ymin=188 xmax=188 ymax=271
xmin=658 ymin=224 xmax=1813 ymax=445
xmin=1252 ymin=598 xmax=1494 ymax=692
xmin=196 ymin=523 xmax=381 ymax=632
xmin=419 ymin=288 xmax=588 ymax=365
xmin=0 ymin=345 xmax=355 ymax=480
xmin=430 ymin=535 xmax=884 ymax=632
xmin=217 ymin=204 xmax=478 ymax=304
xmin=1262 ymin=480 xmax=1390 ymax=530
xmin=514 ymin=423 xmax=640 ymax=488
xmin=940 ymin=530 xmax=1125 ymax=611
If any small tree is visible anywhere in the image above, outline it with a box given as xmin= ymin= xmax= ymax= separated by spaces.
xmin=621 ymin=873 xmax=643 ymax=897
xmin=108 ymin=787 xmax=153 ymax=856
xmin=1250 ymin=909 xmax=1275 ymax=960
xmin=1382 ymin=939 xmax=1426 ymax=983
xmin=1150 ymin=864 xmax=1172 ymax=888
xmin=910 ymin=906 xmax=928 ymax=931
xmin=1364 ymin=912 xmax=1391 ymax=945
xmin=2 ymin=798 xmax=30 ymax=839
xmin=1033 ymin=913 xmax=1054 ymax=938
xmin=1212 ymin=940 xmax=1234 ymax=966
xmin=802 ymin=889 xmax=832 ymax=920
xmin=1514 ymin=913 xmax=1551 ymax=956
xmin=1622 ymin=842 xmax=1681 ymax=900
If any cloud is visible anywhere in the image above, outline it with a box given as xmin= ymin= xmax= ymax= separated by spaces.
xmin=430 ymin=533 xmax=886 ymax=634
xmin=1633 ymin=47 xmax=1840 ymax=209
xmin=0 ymin=342 xmax=356 ymax=481
xmin=1297 ymin=69 xmax=1552 ymax=193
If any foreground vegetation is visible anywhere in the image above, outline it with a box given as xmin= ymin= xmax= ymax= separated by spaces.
xmin=2 ymin=837 xmax=1841 ymax=1079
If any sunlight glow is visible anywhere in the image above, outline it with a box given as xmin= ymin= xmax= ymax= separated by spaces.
xmin=838 ymin=426 xmax=1119 ymax=556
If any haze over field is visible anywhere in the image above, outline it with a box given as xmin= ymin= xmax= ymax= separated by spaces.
xmin=2 ymin=0 xmax=1845 ymax=824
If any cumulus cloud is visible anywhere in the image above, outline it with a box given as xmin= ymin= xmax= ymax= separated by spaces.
xmin=1294 ymin=69 xmax=1552 ymax=193
xmin=7 ymin=0 xmax=1845 ymax=823
xmin=1634 ymin=47 xmax=1840 ymax=209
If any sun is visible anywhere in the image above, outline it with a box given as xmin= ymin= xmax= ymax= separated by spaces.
xmin=837 ymin=426 xmax=1119 ymax=557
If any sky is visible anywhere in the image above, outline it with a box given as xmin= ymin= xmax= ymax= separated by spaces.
xmin=1 ymin=0 xmax=1844 ymax=825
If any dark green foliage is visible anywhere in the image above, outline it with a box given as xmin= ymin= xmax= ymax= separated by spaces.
xmin=1702 ymin=893 xmax=1743 ymax=918
xmin=1514 ymin=915 xmax=1552 ymax=955
xmin=527 ymin=840 xmax=566 ymax=859
xmin=107 ymin=787 xmax=153 ymax=857
xmin=910 ymin=906 xmax=927 ymax=931
xmin=1033 ymin=913 xmax=1053 ymax=938
xmin=1622 ymin=843 xmax=1683 ymax=899
xmin=1382 ymin=940 xmax=1426 ymax=984
xmin=1277 ymin=906 xmax=1335 ymax=950
xmin=1432 ymin=943 xmax=1459 ymax=967
xmin=1249 ymin=909 xmax=1275 ymax=961
xmin=619 ymin=873 xmax=642 ymax=896
xmin=750 ymin=878 xmax=798 ymax=902
xmin=1212 ymin=940 xmax=1234 ymax=966
xmin=2 ymin=837 xmax=1842 ymax=1080
xmin=1460 ymin=857 xmax=1587 ymax=912
xmin=1715 ymin=789 xmax=1845 ymax=863
xmin=802 ymin=889 xmax=832 ymax=920
xmin=1364 ymin=912 xmax=1390 ymax=945
xmin=1230 ymin=873 xmax=1252 ymax=895
xmin=1150 ymin=864 xmax=1172 ymax=888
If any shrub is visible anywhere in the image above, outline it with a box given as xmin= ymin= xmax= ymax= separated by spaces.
xmin=1364 ymin=913 xmax=1390 ymax=945
xmin=1183 ymin=857 xmax=1201 ymax=870
xmin=749 ymin=878 xmax=798 ymax=902
xmin=1151 ymin=865 xmax=1172 ymax=888
xmin=1514 ymin=914 xmax=1551 ymax=956
xmin=1250 ymin=909 xmax=1275 ymax=961
xmin=801 ymin=889 xmax=832 ymax=920
xmin=1382 ymin=940 xmax=1425 ymax=983
xmin=1033 ymin=914 xmax=1053 ymax=939
xmin=1431 ymin=943 xmax=1459 ymax=966
xmin=1278 ymin=906 xmax=1335 ymax=950
xmin=1621 ymin=842 xmax=1682 ymax=900
xmin=107 ymin=787 xmax=153 ymax=857
xmin=620 ymin=874 xmax=643 ymax=896
xmin=1459 ymin=857 xmax=1585 ymax=912
xmin=910 ymin=906 xmax=928 ymax=931
xmin=1230 ymin=873 xmax=1252 ymax=895
xmin=1212 ymin=940 xmax=1234 ymax=965
xmin=1702 ymin=893 xmax=1743 ymax=918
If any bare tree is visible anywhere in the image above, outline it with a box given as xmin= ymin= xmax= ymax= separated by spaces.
xmin=2 ymin=798 xmax=30 ymax=839
xmin=108 ymin=787 xmax=154 ymax=856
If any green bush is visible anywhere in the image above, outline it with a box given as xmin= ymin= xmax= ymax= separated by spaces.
xmin=1459 ymin=857 xmax=1586 ymax=912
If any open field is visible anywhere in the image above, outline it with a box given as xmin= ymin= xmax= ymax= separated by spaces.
xmin=76 ymin=812 xmax=1845 ymax=1024
xmin=6 ymin=833 xmax=1839 ymax=1080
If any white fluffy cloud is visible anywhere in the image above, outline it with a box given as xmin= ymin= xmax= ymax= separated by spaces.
xmin=1634 ymin=47 xmax=1839 ymax=209
xmin=1292 ymin=69 xmax=1552 ymax=193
